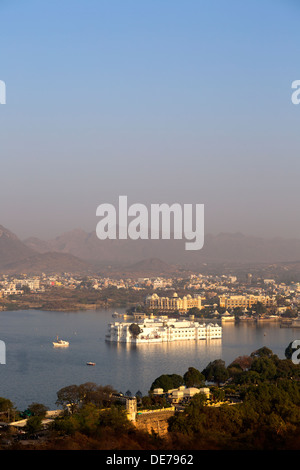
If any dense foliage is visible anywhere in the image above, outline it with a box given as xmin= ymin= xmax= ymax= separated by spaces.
xmin=48 ymin=346 xmax=300 ymax=449
xmin=150 ymin=374 xmax=184 ymax=392
xmin=3 ymin=345 xmax=300 ymax=449
xmin=167 ymin=347 xmax=300 ymax=449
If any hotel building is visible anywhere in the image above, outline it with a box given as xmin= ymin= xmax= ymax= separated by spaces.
xmin=145 ymin=292 xmax=202 ymax=313
xmin=105 ymin=316 xmax=222 ymax=344
xmin=219 ymin=294 xmax=275 ymax=309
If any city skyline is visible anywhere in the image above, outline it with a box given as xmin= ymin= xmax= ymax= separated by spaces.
xmin=0 ymin=0 xmax=299 ymax=243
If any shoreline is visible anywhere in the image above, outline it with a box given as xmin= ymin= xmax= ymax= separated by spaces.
xmin=0 ymin=303 xmax=295 ymax=328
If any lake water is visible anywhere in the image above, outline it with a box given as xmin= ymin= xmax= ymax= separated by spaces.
xmin=0 ymin=308 xmax=299 ymax=411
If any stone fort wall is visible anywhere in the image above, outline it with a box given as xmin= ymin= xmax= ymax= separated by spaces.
xmin=134 ymin=409 xmax=175 ymax=437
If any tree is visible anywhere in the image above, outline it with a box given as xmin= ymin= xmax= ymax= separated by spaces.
xmin=252 ymin=301 xmax=266 ymax=315
xmin=250 ymin=357 xmax=277 ymax=381
xmin=202 ymin=359 xmax=229 ymax=385
xmin=267 ymin=412 xmax=287 ymax=436
xmin=187 ymin=307 xmax=202 ymax=317
xmin=97 ymin=405 xmax=132 ymax=433
xmin=141 ymin=396 xmax=152 ymax=408
xmin=275 ymin=358 xmax=300 ymax=380
xmin=0 ymin=397 xmax=16 ymax=422
xmin=227 ymin=363 xmax=243 ymax=379
xmin=79 ymin=383 xmax=116 ymax=408
xmin=21 ymin=285 xmax=31 ymax=294
xmin=75 ymin=403 xmax=101 ymax=436
xmin=190 ymin=392 xmax=208 ymax=408
xmin=129 ymin=323 xmax=141 ymax=339
xmin=228 ymin=355 xmax=253 ymax=371
xmin=250 ymin=347 xmax=274 ymax=359
xmin=150 ymin=374 xmax=184 ymax=392
xmin=24 ymin=415 xmax=43 ymax=434
xmin=244 ymin=382 xmax=292 ymax=419
xmin=281 ymin=309 xmax=298 ymax=319
xmin=27 ymin=402 xmax=48 ymax=418
xmin=233 ymin=307 xmax=244 ymax=317
xmin=168 ymin=393 xmax=207 ymax=435
xmin=183 ymin=367 xmax=205 ymax=388
xmin=210 ymin=386 xmax=225 ymax=403
xmin=56 ymin=384 xmax=82 ymax=414
xmin=168 ymin=410 xmax=191 ymax=435
xmin=234 ymin=370 xmax=261 ymax=385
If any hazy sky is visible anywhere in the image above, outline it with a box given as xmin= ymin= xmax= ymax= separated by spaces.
xmin=0 ymin=0 xmax=299 ymax=240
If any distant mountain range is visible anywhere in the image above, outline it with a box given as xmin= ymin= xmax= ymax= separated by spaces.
xmin=24 ymin=228 xmax=300 ymax=266
xmin=0 ymin=225 xmax=93 ymax=274
xmin=2 ymin=223 xmax=300 ymax=276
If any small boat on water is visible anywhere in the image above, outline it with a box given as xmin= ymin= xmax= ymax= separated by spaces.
xmin=53 ymin=336 xmax=69 ymax=347
xmin=86 ymin=362 xmax=96 ymax=366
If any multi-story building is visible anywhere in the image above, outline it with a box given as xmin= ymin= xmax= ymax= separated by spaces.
xmin=105 ymin=316 xmax=222 ymax=343
xmin=145 ymin=292 xmax=202 ymax=313
xmin=18 ymin=278 xmax=40 ymax=291
xmin=219 ymin=294 xmax=275 ymax=309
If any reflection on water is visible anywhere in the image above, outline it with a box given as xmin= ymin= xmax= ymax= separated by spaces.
xmin=0 ymin=309 xmax=299 ymax=410
xmin=105 ymin=338 xmax=222 ymax=395
xmin=107 ymin=338 xmax=222 ymax=356
xmin=221 ymin=321 xmax=298 ymax=359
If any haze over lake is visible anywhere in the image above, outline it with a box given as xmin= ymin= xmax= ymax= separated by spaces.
xmin=0 ymin=308 xmax=298 ymax=411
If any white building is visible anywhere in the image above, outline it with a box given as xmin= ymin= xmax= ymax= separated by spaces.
xmin=105 ymin=316 xmax=222 ymax=344
xmin=153 ymin=386 xmax=210 ymax=403
xmin=169 ymin=386 xmax=210 ymax=403
xmin=19 ymin=278 xmax=40 ymax=291
xmin=146 ymin=292 xmax=202 ymax=312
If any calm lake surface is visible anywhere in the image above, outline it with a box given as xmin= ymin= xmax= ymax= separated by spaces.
xmin=0 ymin=308 xmax=299 ymax=411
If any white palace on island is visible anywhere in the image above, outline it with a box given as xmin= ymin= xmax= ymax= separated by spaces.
xmin=105 ymin=316 xmax=222 ymax=344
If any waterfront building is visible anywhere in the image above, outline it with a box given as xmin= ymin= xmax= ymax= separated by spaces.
xmin=219 ymin=294 xmax=275 ymax=309
xmin=105 ymin=316 xmax=222 ymax=343
xmin=221 ymin=311 xmax=235 ymax=322
xmin=145 ymin=292 xmax=202 ymax=313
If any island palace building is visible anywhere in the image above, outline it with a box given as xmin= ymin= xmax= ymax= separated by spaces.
xmin=106 ymin=316 xmax=222 ymax=344
xmin=145 ymin=292 xmax=202 ymax=313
